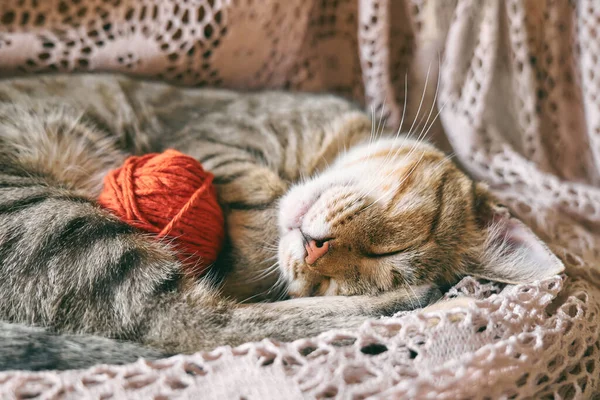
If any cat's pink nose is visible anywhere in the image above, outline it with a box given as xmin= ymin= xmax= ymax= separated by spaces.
xmin=305 ymin=240 xmax=330 ymax=265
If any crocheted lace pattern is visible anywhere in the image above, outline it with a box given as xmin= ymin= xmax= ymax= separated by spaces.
xmin=1 ymin=0 xmax=599 ymax=398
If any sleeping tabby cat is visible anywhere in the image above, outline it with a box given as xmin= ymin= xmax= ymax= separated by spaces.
xmin=0 ymin=74 xmax=563 ymax=370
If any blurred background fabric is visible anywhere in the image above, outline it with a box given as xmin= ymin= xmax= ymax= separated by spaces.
xmin=0 ymin=0 xmax=599 ymax=398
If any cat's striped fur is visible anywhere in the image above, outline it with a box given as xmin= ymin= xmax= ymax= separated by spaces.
xmin=0 ymin=74 xmax=563 ymax=370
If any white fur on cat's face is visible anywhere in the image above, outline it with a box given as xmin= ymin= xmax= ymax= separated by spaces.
xmin=278 ymin=137 xmax=440 ymax=297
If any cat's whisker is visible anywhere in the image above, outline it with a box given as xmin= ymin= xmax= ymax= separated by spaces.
xmin=362 ymin=99 xmax=389 ymax=166
xmin=374 ymin=96 xmax=387 ymax=141
xmin=276 ymin=285 xmax=290 ymax=301
xmin=260 ymin=272 xmax=290 ymax=302
xmin=386 ymin=62 xmax=436 ymax=175
xmin=363 ymin=65 xmax=432 ymax=197
xmin=413 ymin=59 xmax=441 ymax=143
xmin=259 ymin=241 xmax=280 ymax=252
xmin=388 ymin=72 xmax=415 ymax=148
xmin=354 ymin=75 xmax=410 ymax=202
xmin=404 ymin=280 xmax=423 ymax=310
xmin=259 ymin=238 xmax=279 ymax=247
xmin=319 ymin=154 xmax=331 ymax=170
xmin=393 ymin=73 xmax=409 ymax=143
xmin=377 ymin=104 xmax=390 ymax=141
xmin=397 ymin=64 xmax=436 ymax=145
xmin=402 ymin=57 xmax=443 ymax=148
xmin=412 ymin=69 xmax=447 ymax=149
xmin=261 ymin=258 xmax=280 ymax=271
xmin=368 ymin=108 xmax=377 ymax=143
xmin=260 ymin=248 xmax=280 ymax=255
xmin=433 ymin=152 xmax=457 ymax=171
xmin=360 ymin=65 xmax=446 ymax=207
xmin=377 ymin=115 xmax=389 ymax=142
xmin=246 ymin=261 xmax=280 ymax=284
xmin=254 ymin=257 xmax=280 ymax=275
xmin=239 ymin=290 xmax=268 ymax=304
xmin=241 ymin=268 xmax=287 ymax=303
xmin=299 ymin=170 xmax=308 ymax=183
xmin=238 ymin=267 xmax=286 ymax=303
xmin=412 ymin=68 xmax=442 ymax=143
xmin=403 ymin=62 xmax=433 ymax=140
xmin=368 ymin=104 xmax=376 ymax=147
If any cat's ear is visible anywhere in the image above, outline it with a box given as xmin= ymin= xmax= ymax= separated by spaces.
xmin=471 ymin=186 xmax=564 ymax=284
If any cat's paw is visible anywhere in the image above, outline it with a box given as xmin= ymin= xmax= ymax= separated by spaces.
xmin=368 ymin=284 xmax=443 ymax=317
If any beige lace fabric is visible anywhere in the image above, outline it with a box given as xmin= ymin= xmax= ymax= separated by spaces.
xmin=1 ymin=0 xmax=599 ymax=398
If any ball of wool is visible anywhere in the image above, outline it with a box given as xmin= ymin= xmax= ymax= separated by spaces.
xmin=98 ymin=149 xmax=225 ymax=278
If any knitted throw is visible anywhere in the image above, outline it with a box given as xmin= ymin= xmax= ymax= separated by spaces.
xmin=0 ymin=1 xmax=599 ymax=398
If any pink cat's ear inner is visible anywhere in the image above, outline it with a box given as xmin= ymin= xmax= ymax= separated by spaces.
xmin=473 ymin=205 xmax=565 ymax=284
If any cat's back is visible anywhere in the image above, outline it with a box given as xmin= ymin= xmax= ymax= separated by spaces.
xmin=0 ymin=73 xmax=361 ymax=125
xmin=0 ymin=73 xmax=366 ymax=160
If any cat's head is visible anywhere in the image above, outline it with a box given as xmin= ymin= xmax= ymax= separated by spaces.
xmin=278 ymin=137 xmax=564 ymax=298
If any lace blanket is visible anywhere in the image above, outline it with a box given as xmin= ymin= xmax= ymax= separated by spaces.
xmin=0 ymin=0 xmax=599 ymax=398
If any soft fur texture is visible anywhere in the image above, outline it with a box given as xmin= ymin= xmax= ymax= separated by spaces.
xmin=0 ymin=74 xmax=563 ymax=371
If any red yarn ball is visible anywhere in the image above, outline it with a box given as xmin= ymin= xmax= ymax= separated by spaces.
xmin=98 ymin=149 xmax=225 ymax=277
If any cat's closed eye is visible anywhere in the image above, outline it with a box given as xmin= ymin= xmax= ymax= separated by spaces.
xmin=363 ymin=246 xmax=412 ymax=258
xmin=363 ymin=249 xmax=407 ymax=258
